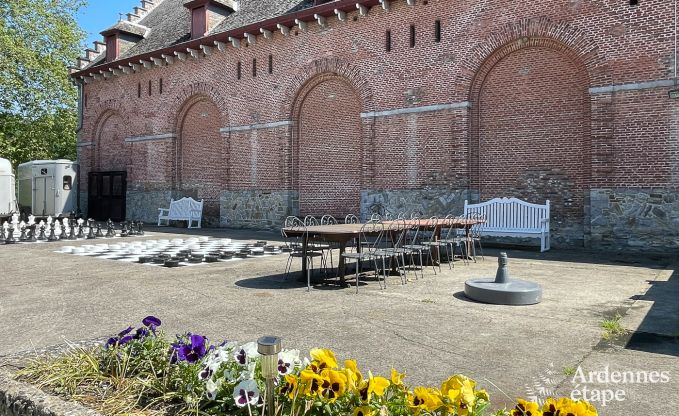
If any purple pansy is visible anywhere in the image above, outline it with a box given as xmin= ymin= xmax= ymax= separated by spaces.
xmin=174 ymin=334 xmax=209 ymax=363
xmin=134 ymin=327 xmax=149 ymax=340
xmin=118 ymin=326 xmax=134 ymax=337
xmin=142 ymin=316 xmax=161 ymax=330
xmin=119 ymin=335 xmax=134 ymax=345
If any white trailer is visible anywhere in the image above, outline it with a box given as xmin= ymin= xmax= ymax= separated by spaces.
xmin=0 ymin=157 xmax=18 ymax=218
xmin=17 ymin=160 xmax=78 ymax=217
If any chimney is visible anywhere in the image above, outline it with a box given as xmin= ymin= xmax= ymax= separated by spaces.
xmin=184 ymin=0 xmax=237 ymax=39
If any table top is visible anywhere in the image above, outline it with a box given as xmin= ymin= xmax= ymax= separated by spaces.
xmin=283 ymin=218 xmax=483 ymax=237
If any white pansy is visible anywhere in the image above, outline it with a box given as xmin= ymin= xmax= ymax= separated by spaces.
xmin=206 ymin=378 xmax=222 ymax=401
xmin=233 ymin=379 xmax=260 ymax=407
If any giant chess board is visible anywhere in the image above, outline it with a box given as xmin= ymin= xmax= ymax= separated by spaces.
xmin=57 ymin=237 xmax=283 ymax=267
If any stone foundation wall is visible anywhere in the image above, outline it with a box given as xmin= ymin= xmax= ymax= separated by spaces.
xmin=360 ymin=188 xmax=469 ymax=220
xmin=219 ymin=190 xmax=297 ymax=229
xmin=589 ymin=188 xmax=679 ymax=252
xmin=126 ymin=190 xmax=175 ymax=224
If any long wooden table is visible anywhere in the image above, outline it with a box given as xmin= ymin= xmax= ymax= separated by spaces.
xmin=283 ymin=218 xmax=482 ymax=286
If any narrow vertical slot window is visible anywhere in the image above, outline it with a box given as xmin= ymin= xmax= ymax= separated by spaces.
xmin=148 ymin=80 xmax=152 ymax=96
xmin=237 ymin=61 xmax=241 ymax=79
xmin=410 ymin=25 xmax=416 ymax=48
xmin=159 ymin=78 xmax=163 ymax=94
xmin=435 ymin=20 xmax=441 ymax=43
xmin=386 ymin=30 xmax=392 ymax=52
xmin=268 ymin=54 xmax=273 ymax=74
xmin=137 ymin=82 xmax=141 ymax=98
xmin=252 ymin=58 xmax=257 ymax=77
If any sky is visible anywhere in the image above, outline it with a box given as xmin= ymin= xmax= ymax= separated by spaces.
xmin=79 ymin=0 xmax=141 ymax=47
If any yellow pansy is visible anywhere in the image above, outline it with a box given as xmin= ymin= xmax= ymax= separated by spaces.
xmin=407 ymin=387 xmax=443 ymax=415
xmin=309 ymin=348 xmax=338 ymax=370
xmin=446 ymin=377 xmax=477 ymax=415
xmin=358 ymin=371 xmax=390 ymax=402
xmin=543 ymin=398 xmax=597 ymax=416
xmin=475 ymin=388 xmax=490 ymax=402
xmin=299 ymin=369 xmax=324 ymax=396
xmin=280 ymin=374 xmax=298 ymax=400
xmin=440 ymin=374 xmax=477 ymax=395
xmin=320 ymin=369 xmax=348 ymax=402
xmin=511 ymin=399 xmax=543 ymax=416
xmin=352 ymin=406 xmax=374 ymax=416
xmin=390 ymin=368 xmax=406 ymax=387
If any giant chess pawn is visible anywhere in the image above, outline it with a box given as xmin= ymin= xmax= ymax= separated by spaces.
xmin=28 ymin=224 xmax=38 ymax=242
xmin=120 ymin=222 xmax=129 ymax=237
xmin=68 ymin=219 xmax=77 ymax=240
xmin=37 ymin=222 xmax=47 ymax=241
xmin=137 ymin=221 xmax=144 ymax=236
xmin=87 ymin=219 xmax=96 ymax=239
xmin=77 ymin=219 xmax=85 ymax=239
xmin=19 ymin=224 xmax=28 ymax=242
xmin=105 ymin=219 xmax=115 ymax=238
xmin=6 ymin=225 xmax=16 ymax=244
xmin=95 ymin=222 xmax=104 ymax=238
xmin=0 ymin=222 xmax=7 ymax=242
xmin=47 ymin=222 xmax=58 ymax=242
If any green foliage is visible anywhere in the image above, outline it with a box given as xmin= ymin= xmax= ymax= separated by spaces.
xmin=601 ymin=314 xmax=627 ymax=340
xmin=0 ymin=0 xmax=85 ymax=167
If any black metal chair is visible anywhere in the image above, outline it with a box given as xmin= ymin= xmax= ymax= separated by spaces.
xmin=341 ymin=221 xmax=386 ymax=293
xmin=281 ymin=218 xmax=323 ymax=291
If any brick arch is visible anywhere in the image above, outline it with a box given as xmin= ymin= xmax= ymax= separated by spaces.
xmin=463 ymin=17 xmax=610 ymax=93
xmin=282 ymin=57 xmax=374 ymax=118
xmin=468 ymin=35 xmax=594 ymax=246
xmin=176 ymin=94 xmax=227 ymax=204
xmin=289 ymin=73 xmax=364 ymax=217
xmin=169 ymin=82 xmax=229 ymax=131
xmin=94 ymin=109 xmax=129 ymax=171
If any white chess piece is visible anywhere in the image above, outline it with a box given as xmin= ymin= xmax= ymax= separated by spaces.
xmin=47 ymin=215 xmax=53 ymax=225
xmin=2 ymin=222 xmax=8 ymax=232
xmin=28 ymin=215 xmax=35 ymax=226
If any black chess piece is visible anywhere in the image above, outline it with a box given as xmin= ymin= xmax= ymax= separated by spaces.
xmin=77 ymin=221 xmax=85 ymax=239
xmin=59 ymin=221 xmax=67 ymax=239
xmin=19 ymin=225 xmax=27 ymax=242
xmin=47 ymin=222 xmax=58 ymax=241
xmin=105 ymin=219 xmax=115 ymax=238
xmin=137 ymin=221 xmax=144 ymax=236
xmin=28 ymin=225 xmax=38 ymax=242
xmin=87 ymin=220 xmax=96 ymax=239
xmin=95 ymin=222 xmax=104 ymax=237
xmin=6 ymin=226 xmax=16 ymax=244
xmin=38 ymin=224 xmax=47 ymax=241
xmin=128 ymin=221 xmax=137 ymax=236
xmin=0 ymin=225 xmax=6 ymax=242
xmin=68 ymin=219 xmax=77 ymax=240
xmin=120 ymin=222 xmax=129 ymax=237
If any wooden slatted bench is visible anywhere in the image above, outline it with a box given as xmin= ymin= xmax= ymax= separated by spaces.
xmin=157 ymin=197 xmax=204 ymax=228
xmin=464 ymin=197 xmax=551 ymax=252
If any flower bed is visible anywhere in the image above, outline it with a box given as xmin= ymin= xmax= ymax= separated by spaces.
xmin=17 ymin=317 xmax=598 ymax=416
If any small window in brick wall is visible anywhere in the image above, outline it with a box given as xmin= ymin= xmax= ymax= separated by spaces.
xmin=137 ymin=82 xmax=141 ymax=98
xmin=629 ymin=0 xmax=639 ymax=5
xmin=435 ymin=20 xmax=441 ymax=42
xmin=253 ymin=58 xmax=257 ymax=77
xmin=159 ymin=78 xmax=163 ymax=94
xmin=237 ymin=61 xmax=242 ymax=79
xmin=148 ymin=80 xmax=152 ymax=96
xmin=268 ymin=54 xmax=273 ymax=74
xmin=386 ymin=30 xmax=392 ymax=52
xmin=410 ymin=25 xmax=416 ymax=48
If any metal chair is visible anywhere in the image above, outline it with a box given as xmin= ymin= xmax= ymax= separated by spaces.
xmin=439 ymin=215 xmax=469 ymax=268
xmin=344 ymin=214 xmax=360 ymax=224
xmin=468 ymin=212 xmax=485 ymax=262
xmin=374 ymin=219 xmax=408 ymax=285
xmin=341 ymin=221 xmax=386 ymax=293
xmin=419 ymin=216 xmax=442 ymax=274
xmin=320 ymin=215 xmax=338 ymax=225
xmin=402 ymin=216 xmax=439 ymax=277
xmin=281 ymin=218 xmax=324 ymax=291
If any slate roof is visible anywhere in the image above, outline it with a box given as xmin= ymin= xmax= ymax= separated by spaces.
xmin=87 ymin=0 xmax=311 ymax=69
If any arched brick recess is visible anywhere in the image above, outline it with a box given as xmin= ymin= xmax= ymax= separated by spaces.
xmin=177 ymin=95 xmax=227 ymax=207
xmin=169 ymin=82 xmax=229 ymax=130
xmin=291 ymin=75 xmax=363 ymax=217
xmin=95 ymin=111 xmax=129 ymax=172
xmin=470 ymin=42 xmax=592 ymax=245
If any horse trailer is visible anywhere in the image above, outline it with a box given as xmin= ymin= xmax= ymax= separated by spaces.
xmin=17 ymin=160 xmax=78 ymax=218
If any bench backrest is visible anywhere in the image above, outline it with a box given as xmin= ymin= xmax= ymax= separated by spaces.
xmin=168 ymin=197 xmax=203 ymax=217
xmin=464 ymin=197 xmax=549 ymax=231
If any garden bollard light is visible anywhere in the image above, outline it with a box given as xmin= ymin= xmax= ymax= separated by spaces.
xmin=258 ymin=336 xmax=282 ymax=416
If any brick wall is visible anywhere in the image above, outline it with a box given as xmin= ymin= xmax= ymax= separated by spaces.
xmin=76 ymin=0 xmax=677 ymax=250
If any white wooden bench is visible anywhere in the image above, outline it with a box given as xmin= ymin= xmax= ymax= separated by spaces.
xmin=157 ymin=197 xmax=204 ymax=228
xmin=464 ymin=197 xmax=551 ymax=252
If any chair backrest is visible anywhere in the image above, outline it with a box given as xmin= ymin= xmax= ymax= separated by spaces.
xmin=320 ymin=215 xmax=338 ymax=225
xmin=304 ymin=215 xmax=319 ymax=226
xmin=386 ymin=219 xmax=407 ymax=249
xmin=358 ymin=221 xmax=384 ymax=254
xmin=410 ymin=211 xmax=423 ymax=220
xmin=464 ymin=197 xmax=549 ymax=231
xmin=345 ymin=214 xmax=359 ymax=224
xmin=281 ymin=217 xmax=306 ymax=247
xmin=284 ymin=216 xmax=299 ymax=228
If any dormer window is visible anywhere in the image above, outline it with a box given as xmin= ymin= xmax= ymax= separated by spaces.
xmin=101 ymin=21 xmax=147 ymax=62
xmin=184 ymin=0 xmax=236 ymax=39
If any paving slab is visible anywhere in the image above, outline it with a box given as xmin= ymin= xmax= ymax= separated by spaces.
xmin=0 ymin=227 xmax=676 ymax=415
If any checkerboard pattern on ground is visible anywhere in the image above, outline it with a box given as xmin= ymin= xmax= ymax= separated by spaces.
xmin=57 ymin=237 xmax=283 ymax=267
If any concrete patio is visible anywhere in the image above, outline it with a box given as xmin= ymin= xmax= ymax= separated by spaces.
xmin=0 ymin=227 xmax=677 ymax=415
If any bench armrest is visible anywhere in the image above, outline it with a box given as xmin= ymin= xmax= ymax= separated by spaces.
xmin=158 ymin=208 xmax=170 ymax=214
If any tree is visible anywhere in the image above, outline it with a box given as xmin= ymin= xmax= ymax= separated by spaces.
xmin=0 ymin=0 xmax=86 ymax=167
